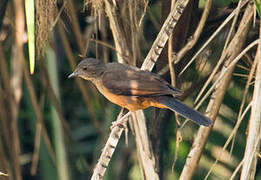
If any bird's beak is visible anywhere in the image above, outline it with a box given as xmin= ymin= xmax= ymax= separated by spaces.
xmin=68 ymin=72 xmax=78 ymax=79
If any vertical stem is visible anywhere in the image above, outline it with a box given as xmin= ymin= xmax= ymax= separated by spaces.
xmin=11 ymin=0 xmax=26 ymax=179
xmin=240 ymin=24 xmax=261 ymax=180
xmin=46 ymin=45 xmax=70 ymax=180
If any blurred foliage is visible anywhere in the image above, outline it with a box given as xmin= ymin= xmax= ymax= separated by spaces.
xmin=0 ymin=0 xmax=261 ymax=180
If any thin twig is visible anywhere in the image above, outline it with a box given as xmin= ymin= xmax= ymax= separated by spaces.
xmin=39 ymin=60 xmax=72 ymax=138
xmin=21 ymin=58 xmax=56 ymax=171
xmin=176 ymin=0 xmax=212 ymax=64
xmin=66 ymin=0 xmax=85 ymax=55
xmin=229 ymin=46 xmax=259 ymax=155
xmin=57 ymin=21 xmax=104 ymax=136
xmin=204 ymin=101 xmax=252 ymax=180
xmin=229 ymin=159 xmax=244 ymax=180
xmin=194 ymin=40 xmax=259 ymax=111
xmin=177 ymin=0 xmax=248 ymax=77
xmin=194 ymin=0 xmax=245 ymax=105
xmin=30 ymin=120 xmax=42 ymax=175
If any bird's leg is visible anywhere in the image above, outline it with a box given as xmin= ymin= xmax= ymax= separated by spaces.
xmin=110 ymin=111 xmax=132 ymax=130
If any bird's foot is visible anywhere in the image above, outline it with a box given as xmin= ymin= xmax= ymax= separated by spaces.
xmin=110 ymin=111 xmax=132 ymax=130
xmin=110 ymin=121 xmax=127 ymax=130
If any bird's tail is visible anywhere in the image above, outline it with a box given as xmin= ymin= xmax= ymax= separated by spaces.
xmin=155 ymin=96 xmax=213 ymax=126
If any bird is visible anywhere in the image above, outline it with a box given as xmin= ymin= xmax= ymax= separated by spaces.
xmin=68 ymin=58 xmax=213 ymax=127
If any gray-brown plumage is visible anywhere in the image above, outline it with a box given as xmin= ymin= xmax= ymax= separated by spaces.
xmin=69 ymin=58 xmax=212 ymax=126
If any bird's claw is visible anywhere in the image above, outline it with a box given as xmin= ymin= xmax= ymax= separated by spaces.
xmin=110 ymin=121 xmax=127 ymax=130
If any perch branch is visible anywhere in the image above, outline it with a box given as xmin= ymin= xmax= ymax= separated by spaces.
xmin=90 ymin=0 xmax=190 ymax=179
xmin=141 ymin=0 xmax=190 ymax=71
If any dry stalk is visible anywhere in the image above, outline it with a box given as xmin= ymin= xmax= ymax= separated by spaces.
xmin=39 ymin=60 xmax=72 ymax=138
xmin=90 ymin=111 xmax=125 ymax=180
xmin=20 ymin=57 xmax=57 ymax=171
xmin=129 ymin=111 xmax=158 ymax=179
xmin=194 ymin=40 xmax=259 ymax=111
xmin=128 ymin=0 xmax=139 ymax=65
xmin=175 ymin=0 xmax=248 ymax=77
xmin=83 ymin=19 xmax=96 ymax=58
xmin=104 ymin=0 xmax=131 ymax=63
xmin=57 ymin=21 xmax=104 ymax=135
xmin=0 ymin=45 xmax=13 ymax=153
xmin=168 ymin=0 xmax=179 ymax=171
xmin=194 ymin=0 xmax=246 ymax=105
xmin=230 ymin=41 xmax=259 ymax=154
xmin=0 ymin=84 xmax=13 ymax=180
xmin=240 ymin=22 xmax=261 ymax=180
xmin=168 ymin=0 xmax=178 ymax=87
xmin=35 ymin=0 xmax=57 ymax=57
xmin=30 ymin=120 xmax=43 ymax=175
xmin=130 ymin=111 xmax=159 ymax=180
xmin=0 ymin=45 xmax=18 ymax=180
xmin=222 ymin=0 xmax=243 ymax=55
xmin=159 ymin=0 xmax=249 ymax=76
xmin=99 ymin=12 xmax=109 ymax=62
xmin=65 ymin=0 xmax=85 ymax=55
xmin=141 ymin=0 xmax=190 ymax=71
xmin=0 ymin=0 xmax=8 ymax=28
xmin=90 ymin=0 xmax=190 ymax=179
xmin=203 ymin=40 xmax=259 ymax=179
xmin=10 ymin=0 xmax=27 ymax=179
xmin=179 ymin=3 xmax=253 ymax=180
xmin=175 ymin=0 xmax=212 ymax=64
xmin=230 ymin=159 xmax=244 ymax=180
xmin=0 ymin=141 xmax=10 ymax=179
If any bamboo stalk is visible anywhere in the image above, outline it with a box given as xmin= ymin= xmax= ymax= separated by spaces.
xmin=240 ymin=21 xmax=261 ymax=180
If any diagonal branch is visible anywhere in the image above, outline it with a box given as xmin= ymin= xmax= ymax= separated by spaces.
xmin=141 ymin=0 xmax=190 ymax=71
xmin=90 ymin=0 xmax=190 ymax=179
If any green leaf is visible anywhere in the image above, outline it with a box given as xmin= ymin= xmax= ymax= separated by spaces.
xmin=255 ymin=0 xmax=261 ymax=18
xmin=25 ymin=0 xmax=35 ymax=74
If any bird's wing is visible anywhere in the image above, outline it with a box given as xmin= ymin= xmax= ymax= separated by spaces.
xmin=102 ymin=63 xmax=181 ymax=96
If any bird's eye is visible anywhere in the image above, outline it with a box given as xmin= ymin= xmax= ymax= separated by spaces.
xmin=83 ymin=67 xmax=87 ymax=71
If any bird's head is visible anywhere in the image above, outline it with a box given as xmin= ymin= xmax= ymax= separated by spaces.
xmin=68 ymin=58 xmax=105 ymax=81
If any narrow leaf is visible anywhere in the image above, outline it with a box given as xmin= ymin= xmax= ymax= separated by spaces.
xmin=25 ymin=0 xmax=35 ymax=74
xmin=255 ymin=0 xmax=261 ymax=18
